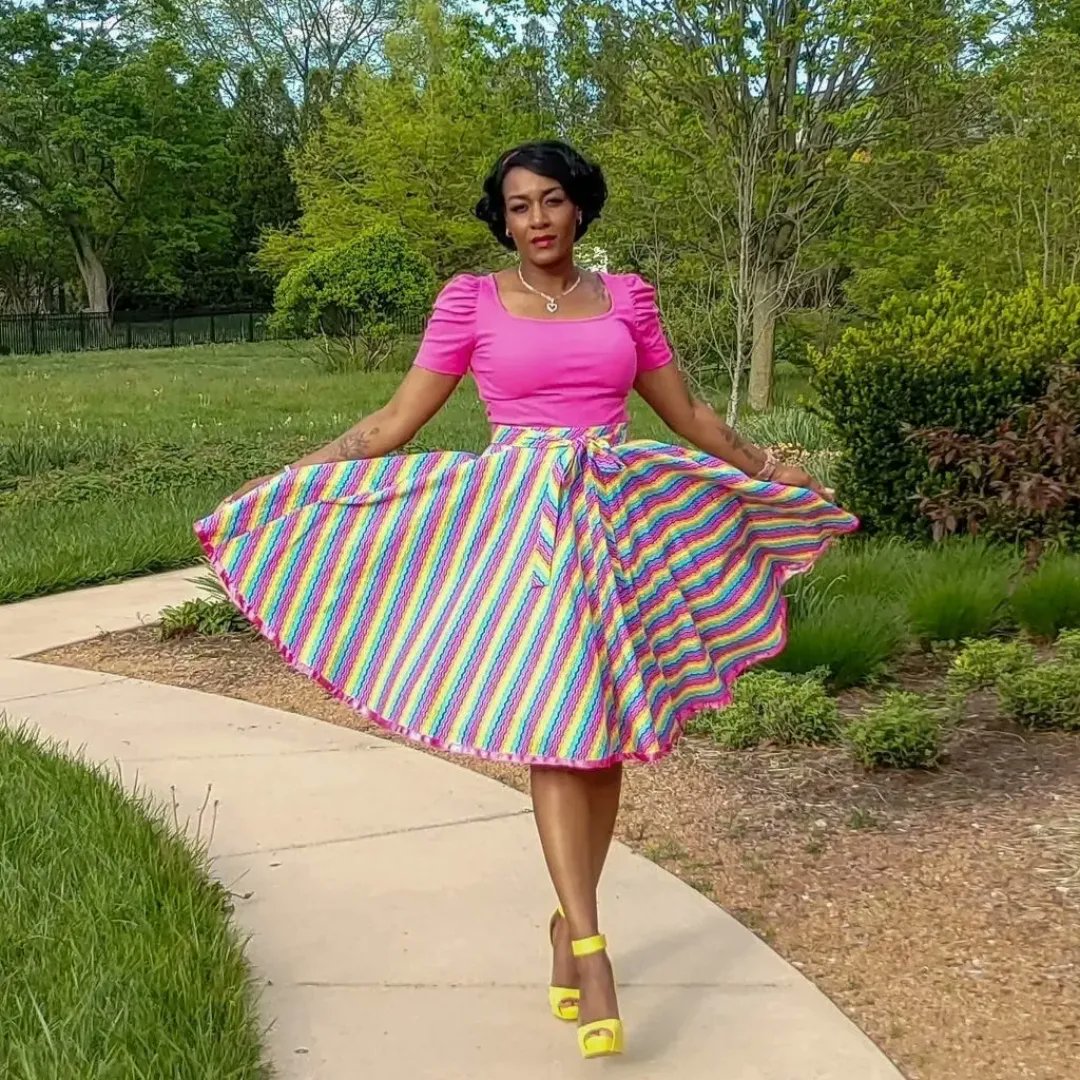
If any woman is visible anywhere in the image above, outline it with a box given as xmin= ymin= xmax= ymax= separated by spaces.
xmin=198 ymin=141 xmax=857 ymax=1061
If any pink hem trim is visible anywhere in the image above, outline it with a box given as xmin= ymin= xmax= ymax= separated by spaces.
xmin=194 ymin=517 xmax=858 ymax=771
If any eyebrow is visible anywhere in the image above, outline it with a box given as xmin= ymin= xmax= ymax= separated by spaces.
xmin=506 ymin=185 xmax=565 ymax=202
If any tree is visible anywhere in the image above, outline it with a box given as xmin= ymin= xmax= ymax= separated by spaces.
xmin=0 ymin=4 xmax=234 ymax=310
xmin=557 ymin=0 xmax=999 ymax=409
xmin=145 ymin=0 xmax=401 ymax=116
xmin=261 ymin=3 xmax=555 ymax=282
xmin=223 ymin=65 xmax=301 ymax=305
xmin=0 ymin=198 xmax=70 ymax=313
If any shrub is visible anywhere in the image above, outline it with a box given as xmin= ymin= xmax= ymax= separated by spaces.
xmin=160 ymin=597 xmax=250 ymax=640
xmin=1010 ymin=555 xmax=1080 ymax=641
xmin=772 ymin=595 xmax=906 ymax=690
xmin=912 ymin=365 xmax=1080 ymax=552
xmin=690 ymin=669 xmax=841 ymax=749
xmin=268 ymin=229 xmax=435 ymax=372
xmin=947 ymin=638 xmax=1037 ymax=697
xmin=997 ymin=661 xmax=1080 ymax=731
xmin=812 ymin=272 xmax=1080 ymax=537
xmin=1057 ymin=629 xmax=1080 ymax=662
xmin=845 ymin=692 xmax=944 ymax=769
xmin=904 ymin=540 xmax=1015 ymax=645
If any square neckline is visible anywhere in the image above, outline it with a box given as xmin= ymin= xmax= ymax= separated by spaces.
xmin=487 ymin=271 xmax=616 ymax=325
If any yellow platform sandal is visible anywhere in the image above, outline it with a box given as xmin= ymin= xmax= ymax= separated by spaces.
xmin=571 ymin=934 xmax=625 ymax=1059
xmin=548 ymin=908 xmax=580 ymax=1022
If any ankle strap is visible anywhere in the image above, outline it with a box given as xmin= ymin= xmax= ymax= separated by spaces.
xmin=571 ymin=933 xmax=607 ymax=958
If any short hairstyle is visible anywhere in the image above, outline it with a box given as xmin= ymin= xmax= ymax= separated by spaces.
xmin=475 ymin=141 xmax=608 ymax=250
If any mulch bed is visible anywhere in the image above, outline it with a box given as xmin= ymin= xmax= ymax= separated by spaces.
xmin=32 ymin=629 xmax=1080 ymax=1080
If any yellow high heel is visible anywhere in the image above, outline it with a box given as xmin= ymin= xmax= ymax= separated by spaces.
xmin=548 ymin=908 xmax=580 ymax=1022
xmin=572 ymin=933 xmax=625 ymax=1059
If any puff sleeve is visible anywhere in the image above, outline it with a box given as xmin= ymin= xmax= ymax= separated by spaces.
xmin=412 ymin=275 xmax=479 ymax=376
xmin=626 ymin=274 xmax=674 ymax=373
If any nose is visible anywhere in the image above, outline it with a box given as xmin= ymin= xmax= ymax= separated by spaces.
xmin=528 ymin=202 xmax=549 ymax=230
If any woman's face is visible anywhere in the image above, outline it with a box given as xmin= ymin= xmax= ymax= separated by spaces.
xmin=502 ymin=167 xmax=578 ymax=267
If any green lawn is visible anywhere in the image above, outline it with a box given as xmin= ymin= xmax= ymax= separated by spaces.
xmin=0 ymin=339 xmax=815 ymax=603
xmin=0 ymin=723 xmax=267 ymax=1079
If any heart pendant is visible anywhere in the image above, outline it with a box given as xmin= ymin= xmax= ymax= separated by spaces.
xmin=546 ymin=299 xmax=559 ymax=314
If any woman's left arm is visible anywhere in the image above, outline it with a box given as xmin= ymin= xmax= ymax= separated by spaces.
xmin=635 ymin=363 xmax=834 ymax=498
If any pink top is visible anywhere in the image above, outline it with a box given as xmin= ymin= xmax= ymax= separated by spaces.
xmin=413 ymin=273 xmax=673 ymax=427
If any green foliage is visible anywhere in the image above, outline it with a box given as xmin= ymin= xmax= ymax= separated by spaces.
xmin=0 ymin=10 xmax=237 ymax=310
xmin=1010 ymin=556 xmax=1080 ymax=641
xmin=1057 ymin=629 xmax=1080 ymax=662
xmin=842 ymin=30 xmax=1080 ymax=311
xmin=997 ymin=660 xmax=1080 ymax=731
xmin=689 ymin=670 xmax=841 ymax=749
xmin=160 ymin=597 xmax=250 ymax=639
xmin=0 ymin=725 xmax=267 ymax=1077
xmin=738 ymin=407 xmax=836 ymax=453
xmin=812 ymin=274 xmax=1080 ymax=536
xmin=904 ymin=540 xmax=1016 ymax=646
xmin=772 ymin=595 xmax=906 ymax=690
xmin=268 ymin=230 xmax=435 ymax=372
xmin=261 ymin=9 xmax=554 ymax=282
xmin=947 ymin=638 xmax=1037 ymax=697
xmin=845 ymin=692 xmax=945 ymax=769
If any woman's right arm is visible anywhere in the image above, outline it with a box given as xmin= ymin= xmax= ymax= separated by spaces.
xmin=291 ymin=367 xmax=460 ymax=466
xmin=229 ymin=276 xmax=477 ymax=501
xmin=227 ymin=367 xmax=460 ymax=501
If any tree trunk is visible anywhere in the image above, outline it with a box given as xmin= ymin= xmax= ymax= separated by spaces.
xmin=748 ymin=265 xmax=778 ymax=412
xmin=68 ymin=221 xmax=109 ymax=312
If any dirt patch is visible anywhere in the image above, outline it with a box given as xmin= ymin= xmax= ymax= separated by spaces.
xmin=33 ymin=629 xmax=1080 ymax=1080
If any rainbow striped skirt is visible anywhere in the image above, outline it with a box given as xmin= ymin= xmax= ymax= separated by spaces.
xmin=195 ymin=424 xmax=858 ymax=768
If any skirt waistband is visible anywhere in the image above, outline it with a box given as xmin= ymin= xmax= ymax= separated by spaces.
xmin=489 ymin=424 xmax=629 ymax=450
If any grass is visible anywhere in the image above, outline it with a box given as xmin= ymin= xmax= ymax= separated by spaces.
xmin=1011 ymin=555 xmax=1080 ymax=641
xmin=904 ymin=540 xmax=1017 ymax=646
xmin=0 ymin=341 xmax=811 ymax=602
xmin=0 ymin=722 xmax=266 ymax=1079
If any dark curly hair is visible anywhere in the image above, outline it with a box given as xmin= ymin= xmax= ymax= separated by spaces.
xmin=475 ymin=141 xmax=608 ymax=251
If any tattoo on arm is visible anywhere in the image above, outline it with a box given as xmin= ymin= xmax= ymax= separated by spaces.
xmin=337 ymin=424 xmax=379 ymax=459
xmin=691 ymin=401 xmax=766 ymax=473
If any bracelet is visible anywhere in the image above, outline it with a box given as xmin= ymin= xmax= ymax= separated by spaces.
xmin=755 ymin=450 xmax=779 ymax=481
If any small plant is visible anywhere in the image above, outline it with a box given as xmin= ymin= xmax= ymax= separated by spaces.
xmin=1057 ymin=629 xmax=1080 ymax=662
xmin=904 ymin=540 xmax=1014 ymax=646
xmin=160 ymin=598 xmax=250 ymax=640
xmin=846 ymin=807 xmax=881 ymax=830
xmin=1010 ymin=555 xmax=1080 ymax=641
xmin=691 ymin=670 xmax=841 ymax=749
xmin=773 ymin=595 xmax=905 ymax=690
xmin=997 ymin=661 xmax=1080 ymax=731
xmin=947 ymin=638 xmax=1037 ymax=697
xmin=845 ymin=692 xmax=944 ymax=769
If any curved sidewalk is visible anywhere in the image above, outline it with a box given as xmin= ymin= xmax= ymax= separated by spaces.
xmin=0 ymin=572 xmax=902 ymax=1079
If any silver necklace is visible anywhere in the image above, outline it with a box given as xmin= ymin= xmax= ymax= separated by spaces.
xmin=518 ymin=266 xmax=582 ymax=314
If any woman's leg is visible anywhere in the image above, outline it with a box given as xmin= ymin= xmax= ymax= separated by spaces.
xmin=533 ymin=765 xmax=623 ymax=1023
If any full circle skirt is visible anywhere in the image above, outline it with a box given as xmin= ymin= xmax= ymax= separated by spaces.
xmin=195 ymin=424 xmax=858 ymax=768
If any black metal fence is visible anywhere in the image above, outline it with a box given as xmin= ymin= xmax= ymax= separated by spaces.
xmin=0 ymin=310 xmax=271 ymax=356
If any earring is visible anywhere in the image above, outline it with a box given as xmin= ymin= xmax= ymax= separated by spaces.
xmin=577 ymin=211 xmax=583 ymax=224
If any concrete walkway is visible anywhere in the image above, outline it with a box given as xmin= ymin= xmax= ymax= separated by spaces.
xmin=0 ymin=572 xmax=902 ymax=1079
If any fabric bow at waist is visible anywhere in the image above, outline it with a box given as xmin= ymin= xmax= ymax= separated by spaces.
xmin=487 ymin=425 xmax=630 ymax=586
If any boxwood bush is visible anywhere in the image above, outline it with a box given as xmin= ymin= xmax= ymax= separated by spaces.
xmin=812 ymin=272 xmax=1080 ymax=537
